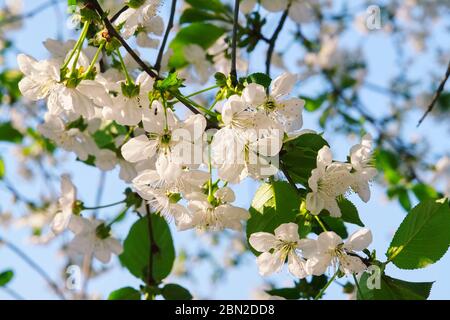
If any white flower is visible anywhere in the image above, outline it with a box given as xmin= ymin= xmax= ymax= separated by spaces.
xmin=121 ymin=101 xmax=206 ymax=171
xmin=306 ymin=229 xmax=372 ymax=275
xmin=242 ymin=72 xmax=305 ymax=133
xmin=115 ymin=0 xmax=161 ymax=39
xmin=103 ymin=71 xmax=154 ymax=125
xmin=431 ymin=155 xmax=450 ymax=197
xmin=349 ymin=134 xmax=377 ymax=202
xmin=211 ymin=127 xmax=282 ymax=183
xmin=179 ymin=187 xmax=250 ymax=231
xmin=221 ymin=95 xmax=255 ymax=130
xmin=208 ymin=36 xmax=248 ymax=74
xmin=17 ymin=53 xmax=110 ymax=119
xmin=51 ymin=175 xmax=77 ymax=234
xmin=183 ymin=44 xmax=212 ymax=83
xmin=132 ymin=166 xmax=208 ymax=226
xmin=249 ymin=223 xmax=316 ymax=278
xmin=306 ymin=146 xmax=353 ymax=217
xmin=94 ymin=149 xmax=118 ymax=171
xmin=17 ymin=54 xmax=60 ymax=104
xmin=135 ymin=15 xmax=164 ymax=48
xmin=68 ymin=216 xmax=123 ymax=263
xmin=38 ymin=113 xmax=97 ymax=161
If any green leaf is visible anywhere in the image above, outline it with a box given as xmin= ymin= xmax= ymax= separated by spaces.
xmin=315 ymin=215 xmax=348 ymax=239
xmin=386 ymin=198 xmax=450 ymax=269
xmin=0 ymin=122 xmax=23 ymax=143
xmin=68 ymin=0 xmax=77 ymax=6
xmin=246 ymin=181 xmax=301 ymax=253
xmin=120 ymin=215 xmax=175 ymax=282
xmin=267 ymin=276 xmax=328 ymax=300
xmin=357 ymin=273 xmax=433 ymax=300
xmin=169 ymin=23 xmax=225 ymax=68
xmin=161 ymin=283 xmax=193 ymax=300
xmin=412 ymin=183 xmax=438 ymax=202
xmin=0 ymin=157 xmax=5 ymax=180
xmin=108 ymin=287 xmax=141 ymax=300
xmin=185 ymin=0 xmax=228 ymax=13
xmin=338 ymin=198 xmax=364 ymax=227
xmin=180 ymin=8 xmax=221 ymax=24
xmin=0 ymin=270 xmax=14 ymax=287
xmin=281 ymin=133 xmax=329 ymax=187
xmin=247 ymin=73 xmax=272 ymax=89
xmin=301 ymin=94 xmax=327 ymax=112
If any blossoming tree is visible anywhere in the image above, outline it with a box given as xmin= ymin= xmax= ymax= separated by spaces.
xmin=0 ymin=0 xmax=449 ymax=300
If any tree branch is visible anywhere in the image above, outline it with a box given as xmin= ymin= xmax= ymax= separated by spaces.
xmin=86 ymin=0 xmax=159 ymax=79
xmin=110 ymin=5 xmax=129 ymax=23
xmin=154 ymin=0 xmax=177 ymax=72
xmin=0 ymin=0 xmax=63 ymax=27
xmin=417 ymin=60 xmax=450 ymax=127
xmin=0 ymin=237 xmax=66 ymax=300
xmin=230 ymin=0 xmax=240 ymax=83
xmin=266 ymin=4 xmax=291 ymax=76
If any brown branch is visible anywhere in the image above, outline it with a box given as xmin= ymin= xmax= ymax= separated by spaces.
xmin=154 ymin=0 xmax=177 ymax=72
xmin=110 ymin=5 xmax=129 ymax=23
xmin=417 ymin=60 xmax=450 ymax=127
xmin=86 ymin=0 xmax=159 ymax=78
xmin=265 ymin=4 xmax=291 ymax=76
xmin=230 ymin=0 xmax=240 ymax=83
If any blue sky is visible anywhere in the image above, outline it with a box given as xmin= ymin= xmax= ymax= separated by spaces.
xmin=0 ymin=0 xmax=449 ymax=300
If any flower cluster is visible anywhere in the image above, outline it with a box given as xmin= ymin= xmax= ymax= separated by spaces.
xmin=15 ymin=0 xmax=377 ymax=275
xmin=250 ymin=223 xmax=373 ymax=278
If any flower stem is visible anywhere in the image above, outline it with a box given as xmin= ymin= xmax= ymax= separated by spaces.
xmin=314 ymin=270 xmax=339 ymax=300
xmin=116 ymin=48 xmax=134 ymax=85
xmin=82 ymin=199 xmax=126 ymax=210
xmin=314 ymin=215 xmax=328 ymax=232
xmin=185 ymin=85 xmax=219 ymax=99
xmin=61 ymin=20 xmax=90 ymax=71
xmin=83 ymin=42 xmax=105 ymax=77
xmin=353 ymin=273 xmax=365 ymax=300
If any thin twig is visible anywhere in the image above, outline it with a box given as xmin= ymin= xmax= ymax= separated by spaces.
xmin=0 ymin=0 xmax=63 ymax=27
xmin=265 ymin=4 xmax=291 ymax=76
xmin=417 ymin=60 xmax=450 ymax=127
xmin=86 ymin=0 xmax=159 ymax=78
xmin=110 ymin=5 xmax=129 ymax=23
xmin=154 ymin=0 xmax=177 ymax=72
xmin=1 ymin=287 xmax=25 ymax=300
xmin=230 ymin=0 xmax=240 ymax=83
xmin=0 ymin=238 xmax=66 ymax=300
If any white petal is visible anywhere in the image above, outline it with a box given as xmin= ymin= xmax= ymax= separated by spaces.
xmin=242 ymin=83 xmax=266 ymax=107
xmin=271 ymin=72 xmax=297 ymax=97
xmin=317 ymin=231 xmax=342 ymax=252
xmin=344 ymin=228 xmax=372 ymax=252
xmin=249 ymin=232 xmax=278 ymax=252
xmin=287 ymin=251 xmax=307 ymax=278
xmin=274 ymin=223 xmax=299 ymax=242
xmin=121 ymin=135 xmax=157 ymax=163
xmin=256 ymin=251 xmax=284 ymax=276
xmin=305 ymin=192 xmax=324 ymax=215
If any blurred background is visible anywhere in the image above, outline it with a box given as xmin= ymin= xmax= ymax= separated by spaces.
xmin=0 ymin=0 xmax=449 ymax=299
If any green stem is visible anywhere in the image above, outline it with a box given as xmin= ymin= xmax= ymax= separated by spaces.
xmin=208 ymin=97 xmax=219 ymax=111
xmin=173 ymin=92 xmax=217 ymax=117
xmin=116 ymin=48 xmax=134 ymax=85
xmin=353 ymin=273 xmax=365 ymax=300
xmin=82 ymin=199 xmax=126 ymax=210
xmin=83 ymin=42 xmax=105 ymax=77
xmin=61 ymin=20 xmax=90 ymax=71
xmin=314 ymin=270 xmax=339 ymax=300
xmin=185 ymin=85 xmax=219 ymax=98
xmin=314 ymin=215 xmax=328 ymax=232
